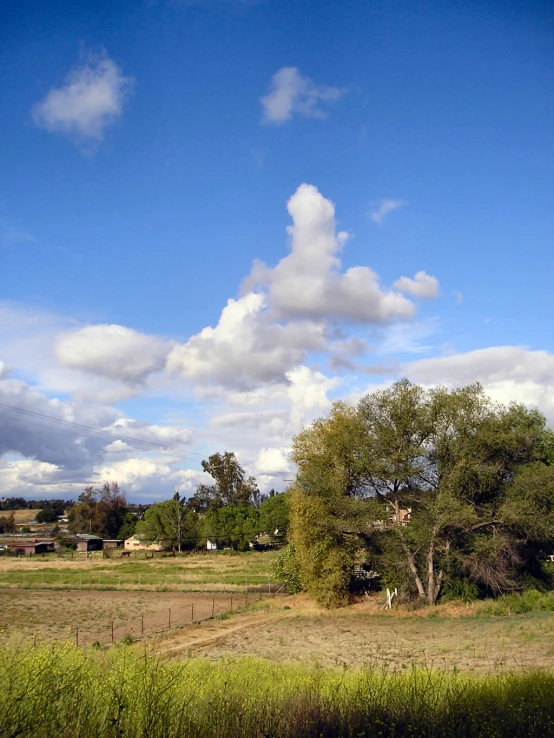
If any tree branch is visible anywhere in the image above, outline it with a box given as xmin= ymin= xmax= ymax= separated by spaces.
xmin=471 ymin=520 xmax=502 ymax=531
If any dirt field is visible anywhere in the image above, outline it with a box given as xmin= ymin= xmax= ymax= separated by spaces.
xmin=3 ymin=578 xmax=554 ymax=673
xmin=0 ymin=589 xmax=246 ymax=646
xmin=157 ymin=596 xmax=554 ymax=673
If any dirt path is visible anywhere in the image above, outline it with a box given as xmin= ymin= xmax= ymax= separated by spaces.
xmin=157 ymin=612 xmax=290 ymax=655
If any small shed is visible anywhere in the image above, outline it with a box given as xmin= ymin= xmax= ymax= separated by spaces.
xmin=206 ymin=539 xmax=219 ymax=550
xmin=75 ymin=536 xmax=103 ymax=552
xmin=102 ymin=539 xmax=124 ymax=549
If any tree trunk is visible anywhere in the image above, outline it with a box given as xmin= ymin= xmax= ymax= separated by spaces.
xmin=427 ymin=541 xmax=436 ymax=605
xmin=405 ymin=547 xmax=426 ymax=598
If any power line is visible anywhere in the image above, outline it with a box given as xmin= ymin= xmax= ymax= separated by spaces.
xmin=0 ymin=401 xmax=202 ymax=456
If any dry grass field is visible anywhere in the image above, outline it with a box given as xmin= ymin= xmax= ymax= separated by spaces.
xmin=2 ymin=549 xmax=554 ymax=675
xmin=6 ymin=509 xmax=38 ymax=524
xmin=0 ymin=550 xmax=279 ymax=591
xmin=0 ymin=589 xmax=245 ymax=646
xmin=156 ymin=594 xmax=554 ymax=673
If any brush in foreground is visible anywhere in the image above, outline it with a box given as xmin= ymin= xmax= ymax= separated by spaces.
xmin=1 ymin=641 xmax=553 ymax=737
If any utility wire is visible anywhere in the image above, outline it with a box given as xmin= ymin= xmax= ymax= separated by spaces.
xmin=0 ymin=401 xmax=202 ymax=456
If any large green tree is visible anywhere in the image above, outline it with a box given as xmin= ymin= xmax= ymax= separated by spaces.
xmin=258 ymin=492 xmax=291 ymax=537
xmin=290 ymin=380 xmax=554 ymax=606
xmin=69 ymin=482 xmax=128 ymax=538
xmin=136 ymin=493 xmax=199 ymax=551
xmin=203 ymin=504 xmax=259 ymax=551
xmin=188 ymin=452 xmax=259 ymax=511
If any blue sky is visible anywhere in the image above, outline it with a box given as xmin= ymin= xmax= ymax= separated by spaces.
xmin=1 ymin=0 xmax=553 ymax=500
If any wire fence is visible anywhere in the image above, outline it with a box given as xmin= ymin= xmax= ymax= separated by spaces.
xmin=0 ymin=571 xmax=281 ymax=593
xmin=5 ymin=592 xmax=278 ymax=648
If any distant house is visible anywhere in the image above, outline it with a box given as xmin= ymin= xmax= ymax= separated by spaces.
xmin=387 ymin=507 xmax=412 ymax=526
xmin=75 ymin=535 xmax=103 ymax=552
xmin=124 ymin=535 xmax=166 ymax=552
xmin=10 ymin=540 xmax=54 ymax=556
xmin=206 ymin=539 xmax=219 ymax=550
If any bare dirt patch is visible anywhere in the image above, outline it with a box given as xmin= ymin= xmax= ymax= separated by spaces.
xmin=160 ymin=595 xmax=554 ymax=673
xmin=0 ymin=589 xmax=240 ymax=646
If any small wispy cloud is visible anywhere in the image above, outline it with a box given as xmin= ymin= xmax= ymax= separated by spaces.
xmin=260 ymin=67 xmax=345 ymax=125
xmin=378 ymin=319 xmax=439 ymax=356
xmin=368 ymin=199 xmax=406 ymax=225
xmin=453 ymin=290 xmax=463 ymax=305
xmin=0 ymin=228 xmax=38 ymax=244
xmin=32 ymin=50 xmax=133 ymax=147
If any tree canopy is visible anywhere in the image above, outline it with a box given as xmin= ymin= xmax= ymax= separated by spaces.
xmin=289 ymin=380 xmax=554 ymax=607
xmin=136 ymin=492 xmax=199 ymax=551
xmin=258 ymin=492 xmax=290 ymax=537
xmin=188 ymin=451 xmax=260 ymax=512
xmin=203 ymin=504 xmax=259 ymax=551
xmin=68 ymin=482 xmax=128 ymax=539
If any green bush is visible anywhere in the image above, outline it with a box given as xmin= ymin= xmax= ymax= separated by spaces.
xmin=441 ymin=577 xmax=479 ymax=604
xmin=478 ymin=589 xmax=554 ymax=616
xmin=272 ymin=545 xmax=302 ymax=594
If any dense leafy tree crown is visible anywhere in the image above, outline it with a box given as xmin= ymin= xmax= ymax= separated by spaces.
xmin=136 ymin=493 xmax=199 ymax=551
xmin=289 ymin=380 xmax=554 ymax=606
xmin=189 ymin=452 xmax=260 ymax=511
xmin=69 ymin=482 xmax=129 ymax=539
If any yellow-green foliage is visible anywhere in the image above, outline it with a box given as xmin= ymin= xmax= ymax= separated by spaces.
xmin=289 ymin=487 xmax=353 ymax=607
xmin=1 ymin=641 xmax=554 ymax=737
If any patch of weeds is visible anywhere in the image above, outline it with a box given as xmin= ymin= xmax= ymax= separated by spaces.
xmin=122 ymin=634 xmax=134 ymax=646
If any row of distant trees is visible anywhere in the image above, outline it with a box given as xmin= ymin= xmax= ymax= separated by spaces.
xmin=0 ymin=497 xmax=75 ymax=511
xmin=136 ymin=452 xmax=290 ymax=551
xmin=62 ymin=452 xmax=289 ymax=550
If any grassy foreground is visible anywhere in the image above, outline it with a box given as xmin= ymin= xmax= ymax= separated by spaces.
xmin=1 ymin=641 xmax=554 ymax=737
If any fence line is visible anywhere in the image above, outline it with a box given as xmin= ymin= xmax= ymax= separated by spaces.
xmin=71 ymin=592 xmax=272 ymax=647
xmin=0 ymin=571 xmax=278 ymax=593
xmin=1 ymin=591 xmax=279 ymax=649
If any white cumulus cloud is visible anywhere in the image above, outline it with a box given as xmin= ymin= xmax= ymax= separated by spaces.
xmin=261 ymin=67 xmax=345 ymax=124
xmin=254 ymin=447 xmax=291 ymax=475
xmin=406 ymin=346 xmax=554 ymax=425
xmin=32 ymin=51 xmax=133 ymax=143
xmin=247 ymin=184 xmax=416 ymax=323
xmin=166 ymin=292 xmax=325 ymax=389
xmin=393 ymin=271 xmax=439 ymax=298
xmin=54 ymin=324 xmax=170 ymax=383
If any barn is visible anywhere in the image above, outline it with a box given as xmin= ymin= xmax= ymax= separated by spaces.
xmin=9 ymin=540 xmax=55 ymax=556
xmin=75 ymin=535 xmax=103 ymax=552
